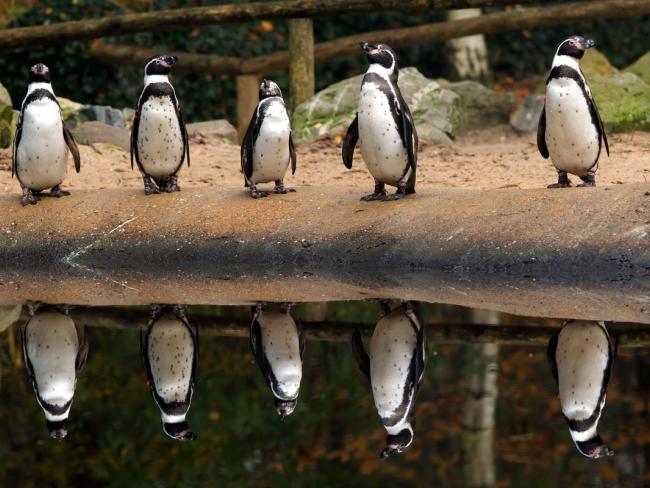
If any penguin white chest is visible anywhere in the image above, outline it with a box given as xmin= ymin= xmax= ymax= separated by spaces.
xmin=370 ymin=312 xmax=417 ymax=422
xmin=17 ymin=100 xmax=68 ymax=191
xmin=556 ymin=322 xmax=609 ymax=423
xmin=258 ymin=312 xmax=302 ymax=399
xmin=358 ymin=82 xmax=408 ymax=185
xmin=252 ymin=102 xmax=291 ymax=184
xmin=147 ymin=317 xmax=194 ymax=404
xmin=137 ymin=95 xmax=185 ymax=179
xmin=545 ymin=77 xmax=600 ymax=176
xmin=25 ymin=312 xmax=79 ymax=410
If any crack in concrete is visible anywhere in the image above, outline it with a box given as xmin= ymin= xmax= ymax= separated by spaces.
xmin=62 ymin=216 xmax=138 ymax=291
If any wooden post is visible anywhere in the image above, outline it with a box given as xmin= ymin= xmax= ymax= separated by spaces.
xmin=288 ymin=18 xmax=315 ymax=114
xmin=236 ymin=74 xmax=260 ymax=142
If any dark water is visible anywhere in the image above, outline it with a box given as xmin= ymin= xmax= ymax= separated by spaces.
xmin=1 ymin=301 xmax=648 ymax=487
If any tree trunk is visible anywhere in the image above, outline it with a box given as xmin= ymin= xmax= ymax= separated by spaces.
xmin=288 ymin=18 xmax=315 ymax=114
xmin=236 ymin=74 xmax=261 ymax=142
xmin=445 ymin=9 xmax=492 ymax=83
xmin=0 ymin=0 xmax=570 ymax=51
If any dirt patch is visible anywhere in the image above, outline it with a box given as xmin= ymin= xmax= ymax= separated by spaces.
xmin=0 ymin=126 xmax=648 ymax=195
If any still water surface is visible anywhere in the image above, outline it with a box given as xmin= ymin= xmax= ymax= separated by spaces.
xmin=0 ymin=300 xmax=647 ymax=487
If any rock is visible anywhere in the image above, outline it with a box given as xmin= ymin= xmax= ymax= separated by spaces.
xmin=581 ymin=48 xmax=618 ymax=78
xmin=625 ymin=51 xmax=650 ymax=85
xmin=186 ymin=119 xmax=238 ymax=142
xmin=71 ymin=121 xmax=130 ymax=151
xmin=0 ymin=82 xmax=12 ymax=108
xmin=0 ymin=104 xmax=14 ymax=148
xmin=441 ymin=80 xmax=514 ymax=133
xmin=292 ymin=67 xmax=462 ymax=145
xmin=78 ymin=105 xmax=126 ymax=129
xmin=122 ymin=108 xmax=136 ymax=128
xmin=509 ymin=95 xmax=545 ymax=133
xmin=0 ymin=305 xmax=22 ymax=333
xmin=589 ymin=72 xmax=650 ymax=132
xmin=58 ymin=97 xmax=84 ymax=121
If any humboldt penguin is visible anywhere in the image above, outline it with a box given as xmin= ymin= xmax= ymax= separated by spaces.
xmin=142 ymin=304 xmax=198 ymax=441
xmin=538 ymin=36 xmax=609 ymax=188
xmin=12 ymin=63 xmax=80 ymax=206
xmin=21 ymin=303 xmax=88 ymax=439
xmin=342 ymin=42 xmax=418 ymax=201
xmin=240 ymin=79 xmax=297 ymax=198
xmin=249 ymin=302 xmax=304 ymax=417
xmin=547 ymin=320 xmax=616 ymax=458
xmin=352 ymin=301 xmax=426 ymax=457
xmin=131 ymin=55 xmax=190 ymax=194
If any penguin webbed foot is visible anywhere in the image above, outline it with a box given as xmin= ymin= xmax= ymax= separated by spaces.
xmin=48 ymin=185 xmax=71 ymax=198
xmin=577 ymin=174 xmax=596 ymax=187
xmin=547 ymin=172 xmax=572 ymax=189
xmin=21 ymin=190 xmax=38 ymax=206
xmin=273 ymin=180 xmax=296 ymax=194
xmin=360 ymin=191 xmax=387 ymax=201
xmin=162 ymin=176 xmax=181 ymax=193
xmin=249 ymin=187 xmax=269 ymax=198
xmin=383 ymin=192 xmax=406 ymax=201
xmin=143 ymin=176 xmax=161 ymax=195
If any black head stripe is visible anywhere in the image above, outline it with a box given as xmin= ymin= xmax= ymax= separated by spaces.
xmin=557 ymin=37 xmax=586 ymax=59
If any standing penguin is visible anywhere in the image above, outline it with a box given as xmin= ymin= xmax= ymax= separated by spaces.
xmin=342 ymin=42 xmax=417 ymax=201
xmin=142 ymin=304 xmax=198 ymax=441
xmin=351 ymin=301 xmax=426 ymax=457
xmin=547 ymin=320 xmax=616 ymax=458
xmin=249 ymin=303 xmax=304 ymax=417
xmin=538 ymin=36 xmax=609 ymax=188
xmin=240 ymin=79 xmax=297 ymax=198
xmin=131 ymin=55 xmax=190 ymax=195
xmin=21 ymin=303 xmax=88 ymax=440
xmin=12 ymin=63 xmax=80 ymax=206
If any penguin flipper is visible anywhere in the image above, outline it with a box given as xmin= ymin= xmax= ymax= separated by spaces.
xmin=130 ymin=111 xmax=141 ymax=172
xmin=75 ymin=325 xmax=89 ymax=375
xmin=351 ymin=328 xmax=371 ymax=381
xmin=11 ymin=113 xmax=22 ymax=179
xmin=249 ymin=318 xmax=268 ymax=375
xmin=20 ymin=321 xmax=37 ymax=389
xmin=397 ymin=98 xmax=418 ymax=173
xmin=547 ymin=331 xmax=559 ymax=385
xmin=241 ymin=107 xmax=259 ymax=180
xmin=342 ymin=114 xmax=359 ymax=169
xmin=297 ymin=319 xmax=306 ymax=361
xmin=289 ymin=132 xmax=297 ymax=175
xmin=63 ymin=124 xmax=81 ymax=173
xmin=589 ymin=96 xmax=609 ymax=157
xmin=414 ymin=316 xmax=426 ymax=389
xmin=537 ymin=105 xmax=549 ymax=159
xmin=178 ymin=107 xmax=190 ymax=168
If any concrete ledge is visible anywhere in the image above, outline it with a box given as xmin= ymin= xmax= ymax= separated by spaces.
xmin=0 ymin=185 xmax=647 ymax=323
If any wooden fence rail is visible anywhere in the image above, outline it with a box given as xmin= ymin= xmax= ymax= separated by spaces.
xmin=0 ymin=0 xmax=579 ymax=52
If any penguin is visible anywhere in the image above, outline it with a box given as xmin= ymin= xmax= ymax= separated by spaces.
xmin=538 ymin=36 xmax=609 ymax=188
xmin=342 ymin=42 xmax=418 ymax=201
xmin=131 ymin=55 xmax=190 ymax=195
xmin=240 ymin=79 xmax=297 ymax=198
xmin=21 ymin=303 xmax=88 ymax=440
xmin=351 ymin=301 xmax=426 ymax=458
xmin=12 ymin=63 xmax=80 ymax=206
xmin=142 ymin=304 xmax=198 ymax=441
xmin=249 ymin=302 xmax=304 ymax=417
xmin=547 ymin=320 xmax=616 ymax=458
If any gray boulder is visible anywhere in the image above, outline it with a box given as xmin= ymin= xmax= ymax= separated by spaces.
xmin=441 ymin=80 xmax=515 ymax=133
xmin=71 ymin=121 xmax=130 ymax=151
xmin=510 ymin=95 xmax=545 ymax=134
xmin=292 ymin=67 xmax=462 ymax=145
xmin=187 ymin=120 xmax=238 ymax=142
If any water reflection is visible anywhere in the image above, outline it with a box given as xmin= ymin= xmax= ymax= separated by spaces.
xmin=142 ymin=304 xmax=198 ymax=441
xmin=249 ymin=302 xmax=304 ymax=417
xmin=547 ymin=320 xmax=616 ymax=458
xmin=352 ymin=301 xmax=426 ymax=458
xmin=20 ymin=303 xmax=88 ymax=439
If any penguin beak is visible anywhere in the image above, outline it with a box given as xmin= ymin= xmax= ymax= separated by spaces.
xmin=162 ymin=56 xmax=178 ymax=68
xmin=380 ymin=446 xmax=398 ymax=458
xmin=50 ymin=428 xmax=68 ymax=441
xmin=263 ymin=79 xmax=270 ymax=89
xmin=579 ymin=38 xmax=595 ymax=50
xmin=359 ymin=41 xmax=378 ymax=53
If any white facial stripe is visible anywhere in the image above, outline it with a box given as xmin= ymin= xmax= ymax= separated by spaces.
xmin=552 ymin=54 xmax=581 ymax=70
xmin=43 ymin=409 xmax=70 ymax=422
xmin=161 ymin=412 xmax=187 ymax=424
xmin=144 ymin=74 xmax=170 ymax=86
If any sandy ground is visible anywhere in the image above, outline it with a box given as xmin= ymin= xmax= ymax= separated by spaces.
xmin=0 ymin=126 xmax=648 ymax=194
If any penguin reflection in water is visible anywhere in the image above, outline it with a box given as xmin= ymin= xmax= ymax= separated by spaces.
xmin=13 ymin=63 xmax=80 ymax=206
xmin=538 ymin=36 xmax=608 ymax=188
xmin=547 ymin=320 xmax=616 ymax=458
xmin=131 ymin=55 xmax=190 ymax=195
xmin=343 ymin=42 xmax=418 ymax=201
xmin=240 ymin=79 xmax=297 ymax=198
xmin=142 ymin=305 xmax=198 ymax=441
xmin=352 ymin=301 xmax=426 ymax=458
xmin=249 ymin=303 xmax=304 ymax=417
xmin=21 ymin=303 xmax=89 ymax=440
